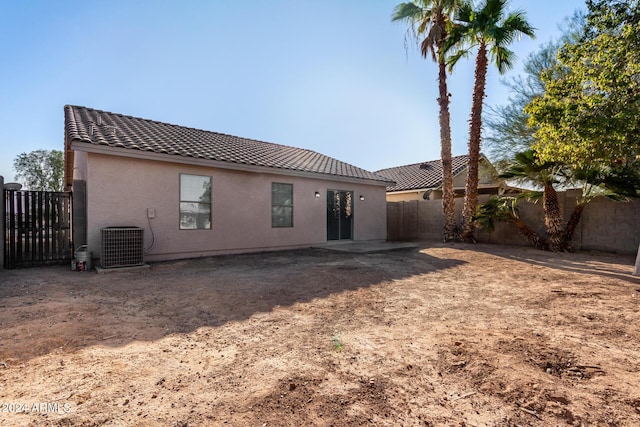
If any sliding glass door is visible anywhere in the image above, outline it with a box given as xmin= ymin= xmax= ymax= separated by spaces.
xmin=326 ymin=190 xmax=353 ymax=241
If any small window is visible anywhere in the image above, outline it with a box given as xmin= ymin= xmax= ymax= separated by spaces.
xmin=180 ymin=174 xmax=211 ymax=230
xmin=272 ymin=183 xmax=293 ymax=227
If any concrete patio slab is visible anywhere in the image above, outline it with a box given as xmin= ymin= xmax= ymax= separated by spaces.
xmin=312 ymin=240 xmax=419 ymax=254
xmin=95 ymin=264 xmax=151 ymax=274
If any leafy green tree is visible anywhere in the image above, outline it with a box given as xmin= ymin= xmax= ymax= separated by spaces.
xmin=484 ymin=12 xmax=584 ymax=162
xmin=446 ymin=0 xmax=535 ymax=242
xmin=13 ymin=149 xmax=64 ymax=191
xmin=526 ymin=0 xmax=640 ymax=166
xmin=483 ymin=42 xmax=556 ymax=162
xmin=478 ymin=3 xmax=639 ymax=252
xmin=392 ymin=0 xmax=461 ymax=242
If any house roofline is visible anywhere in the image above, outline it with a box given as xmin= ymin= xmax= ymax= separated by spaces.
xmin=387 ymin=188 xmax=434 ymax=195
xmin=69 ymin=141 xmax=392 ymax=187
xmin=387 ymin=183 xmax=504 ymax=195
xmin=379 ymin=154 xmax=496 ymax=193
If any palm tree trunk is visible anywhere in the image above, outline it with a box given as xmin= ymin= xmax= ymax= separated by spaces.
xmin=561 ymin=203 xmax=585 ymax=251
xmin=461 ymin=42 xmax=488 ymax=243
xmin=513 ymin=218 xmax=549 ymax=250
xmin=543 ymin=182 xmax=564 ymax=251
xmin=437 ymin=45 xmax=456 ymax=242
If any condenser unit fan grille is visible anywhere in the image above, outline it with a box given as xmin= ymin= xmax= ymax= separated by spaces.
xmin=100 ymin=227 xmax=144 ymax=268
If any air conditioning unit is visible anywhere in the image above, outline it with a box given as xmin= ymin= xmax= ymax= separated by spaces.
xmin=101 ymin=227 xmax=144 ymax=268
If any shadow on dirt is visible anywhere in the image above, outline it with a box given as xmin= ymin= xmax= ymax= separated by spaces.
xmin=0 ymin=247 xmax=464 ymax=362
xmin=451 ymin=243 xmax=640 ymax=285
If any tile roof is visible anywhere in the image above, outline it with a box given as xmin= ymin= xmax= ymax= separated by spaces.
xmin=65 ymin=105 xmax=392 ymax=184
xmin=374 ymin=155 xmax=470 ymax=192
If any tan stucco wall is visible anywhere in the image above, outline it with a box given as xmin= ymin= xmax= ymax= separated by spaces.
xmin=83 ymin=153 xmax=387 ymax=261
xmin=451 ymin=160 xmax=495 ymax=188
xmin=386 ymin=191 xmax=429 ymax=202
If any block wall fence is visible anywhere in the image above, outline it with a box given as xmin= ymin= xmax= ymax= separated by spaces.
xmin=387 ymin=191 xmax=640 ymax=254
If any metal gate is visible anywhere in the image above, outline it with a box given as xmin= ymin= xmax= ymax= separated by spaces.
xmin=4 ymin=190 xmax=73 ymax=268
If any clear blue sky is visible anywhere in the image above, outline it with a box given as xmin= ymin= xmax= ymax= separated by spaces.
xmin=0 ymin=0 xmax=586 ymax=183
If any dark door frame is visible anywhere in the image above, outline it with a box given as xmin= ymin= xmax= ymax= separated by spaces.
xmin=326 ymin=189 xmax=354 ymax=241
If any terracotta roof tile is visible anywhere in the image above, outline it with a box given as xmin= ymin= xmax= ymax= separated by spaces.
xmin=65 ymin=105 xmax=392 ymax=184
xmin=375 ymin=155 xmax=470 ymax=192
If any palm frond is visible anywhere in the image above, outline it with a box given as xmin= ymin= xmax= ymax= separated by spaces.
xmin=392 ymin=1 xmax=460 ymax=62
xmin=454 ymin=1 xmax=474 ymax=22
xmin=446 ymin=46 xmax=472 ymax=71
xmin=519 ymin=190 xmax=544 ymax=203
xmin=482 ymin=0 xmax=507 ymax=22
xmin=391 ymin=2 xmax=424 ymax=23
xmin=450 ymin=0 xmax=535 ymax=71
xmin=473 ymin=195 xmax=520 ymax=231
xmin=497 ymin=149 xmax=563 ymax=187
xmin=572 ymin=160 xmax=640 ymax=203
xmin=417 ymin=13 xmax=434 ymax=34
xmin=502 ymin=12 xmax=536 ymax=39
xmin=491 ymin=45 xmax=516 ymax=74
xmin=421 ymin=28 xmax=440 ymax=60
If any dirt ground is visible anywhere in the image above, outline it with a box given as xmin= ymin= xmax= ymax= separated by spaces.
xmin=0 ymin=243 xmax=639 ymax=427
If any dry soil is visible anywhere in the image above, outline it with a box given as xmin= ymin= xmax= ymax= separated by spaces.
xmin=0 ymin=243 xmax=639 ymax=426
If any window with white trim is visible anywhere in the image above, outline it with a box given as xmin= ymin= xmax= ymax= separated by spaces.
xmin=179 ymin=174 xmax=211 ymax=230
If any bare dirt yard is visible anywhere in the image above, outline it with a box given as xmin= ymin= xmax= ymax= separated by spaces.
xmin=0 ymin=243 xmax=639 ymax=426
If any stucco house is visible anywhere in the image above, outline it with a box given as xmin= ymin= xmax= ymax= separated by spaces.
xmin=64 ymin=105 xmax=393 ymax=263
xmin=375 ymin=154 xmax=513 ymax=202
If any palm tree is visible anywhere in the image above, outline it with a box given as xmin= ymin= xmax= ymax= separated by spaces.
xmin=498 ymin=150 xmax=565 ymax=251
xmin=447 ymin=0 xmax=535 ymax=243
xmin=473 ymin=195 xmax=548 ymax=250
xmin=392 ymin=0 xmax=460 ymax=242
xmin=476 ymin=150 xmax=640 ymax=251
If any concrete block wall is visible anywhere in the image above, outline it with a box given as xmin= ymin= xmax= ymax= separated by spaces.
xmin=579 ymin=196 xmax=640 ymax=253
xmin=388 ymin=192 xmax=640 ymax=254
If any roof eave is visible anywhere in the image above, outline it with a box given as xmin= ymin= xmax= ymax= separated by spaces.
xmin=69 ymin=140 xmax=391 ymax=187
xmin=386 ymin=188 xmax=434 ymax=194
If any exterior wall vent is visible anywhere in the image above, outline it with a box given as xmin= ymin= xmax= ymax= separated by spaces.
xmin=100 ymin=227 xmax=144 ymax=268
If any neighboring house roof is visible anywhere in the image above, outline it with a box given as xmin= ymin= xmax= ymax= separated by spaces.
xmin=64 ymin=105 xmax=393 ymax=184
xmin=375 ymin=155 xmax=470 ymax=192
